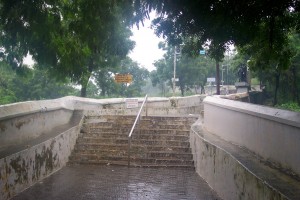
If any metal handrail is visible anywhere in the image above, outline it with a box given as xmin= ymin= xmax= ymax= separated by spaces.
xmin=128 ymin=94 xmax=148 ymax=167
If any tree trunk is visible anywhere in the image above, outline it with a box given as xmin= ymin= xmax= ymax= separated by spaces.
xmin=80 ymin=86 xmax=87 ymax=97
xmin=80 ymin=72 xmax=92 ymax=97
xmin=179 ymin=82 xmax=184 ymax=97
xmin=100 ymin=87 xmax=106 ymax=96
xmin=273 ymin=70 xmax=280 ymax=106
xmin=216 ymin=60 xmax=220 ymax=95
xmin=201 ymin=85 xmax=205 ymax=94
xmin=160 ymin=82 xmax=165 ymax=97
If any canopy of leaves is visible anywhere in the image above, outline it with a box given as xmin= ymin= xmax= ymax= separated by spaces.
xmin=0 ymin=0 xmax=136 ymax=96
xmin=0 ymin=62 xmax=78 ymax=105
xmin=133 ymin=0 xmax=300 ymax=64
xmin=92 ymin=57 xmax=150 ymax=98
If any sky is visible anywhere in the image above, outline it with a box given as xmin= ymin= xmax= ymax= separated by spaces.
xmin=24 ymin=15 xmax=165 ymax=72
xmin=128 ymin=16 xmax=166 ymax=71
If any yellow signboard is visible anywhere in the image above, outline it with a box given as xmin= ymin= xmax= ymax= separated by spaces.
xmin=114 ymin=74 xmax=133 ymax=83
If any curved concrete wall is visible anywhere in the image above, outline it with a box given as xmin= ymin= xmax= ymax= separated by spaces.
xmin=203 ymin=96 xmax=300 ymax=176
xmin=0 ymin=123 xmax=81 ymax=200
xmin=189 ymin=121 xmax=291 ymax=200
xmin=0 ymin=109 xmax=73 ymax=148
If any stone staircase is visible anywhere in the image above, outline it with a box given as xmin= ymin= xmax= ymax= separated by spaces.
xmin=68 ymin=115 xmax=198 ymax=168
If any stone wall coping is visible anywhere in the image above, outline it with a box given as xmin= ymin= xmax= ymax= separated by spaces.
xmin=0 ymin=95 xmax=204 ymax=121
xmin=204 ymin=96 xmax=300 ymax=128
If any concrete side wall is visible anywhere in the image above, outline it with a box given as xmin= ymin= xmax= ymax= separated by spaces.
xmin=0 ymin=95 xmax=205 ymax=120
xmin=0 ymin=109 xmax=73 ymax=147
xmin=0 ymin=123 xmax=82 ymax=200
xmin=80 ymin=95 xmax=205 ymax=115
xmin=190 ymin=122 xmax=288 ymax=200
xmin=203 ymin=96 xmax=300 ymax=176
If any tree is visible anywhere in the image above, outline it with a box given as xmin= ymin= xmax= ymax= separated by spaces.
xmin=0 ymin=0 xmax=63 ymax=68
xmin=151 ymin=59 xmax=170 ymax=96
xmin=151 ymin=43 xmax=217 ymax=96
xmin=47 ymin=0 xmax=135 ymax=97
xmin=0 ymin=62 xmax=78 ymax=105
xmin=289 ymin=33 xmax=300 ymax=105
xmin=93 ymin=57 xmax=149 ymax=98
xmin=120 ymin=58 xmax=150 ymax=97
xmin=134 ymin=0 xmax=300 ymax=94
xmin=0 ymin=0 xmax=135 ymax=97
xmin=93 ymin=69 xmax=119 ymax=97
xmin=0 ymin=62 xmax=17 ymax=104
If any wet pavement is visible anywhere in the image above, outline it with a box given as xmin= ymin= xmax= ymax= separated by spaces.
xmin=12 ymin=165 xmax=221 ymax=200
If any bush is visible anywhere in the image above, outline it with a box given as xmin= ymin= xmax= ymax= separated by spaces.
xmin=276 ymin=102 xmax=300 ymax=112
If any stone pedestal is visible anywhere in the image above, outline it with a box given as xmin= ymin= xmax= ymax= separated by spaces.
xmin=235 ymin=82 xmax=249 ymax=93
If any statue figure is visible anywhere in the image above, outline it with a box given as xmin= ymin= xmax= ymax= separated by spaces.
xmin=237 ymin=64 xmax=247 ymax=82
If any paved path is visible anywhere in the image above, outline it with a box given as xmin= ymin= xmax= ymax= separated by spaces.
xmin=12 ymin=165 xmax=221 ymax=200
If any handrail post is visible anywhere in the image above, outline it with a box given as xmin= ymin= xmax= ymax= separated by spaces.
xmin=128 ymin=137 xmax=131 ymax=167
xmin=145 ymin=96 xmax=148 ymax=117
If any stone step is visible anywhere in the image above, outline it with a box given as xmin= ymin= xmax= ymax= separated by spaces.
xmin=73 ymin=149 xmax=128 ymax=157
xmin=72 ymin=149 xmax=193 ymax=160
xmin=70 ymin=115 xmax=196 ymax=168
xmin=68 ymin=159 xmax=194 ymax=168
xmin=85 ymin=119 xmax=194 ymax=126
xmin=68 ymin=159 xmax=129 ymax=166
xmin=76 ymin=138 xmax=190 ymax=147
xmin=88 ymin=124 xmax=192 ymax=130
xmin=71 ymin=153 xmax=193 ymax=161
xmin=87 ymin=128 xmax=190 ymax=136
xmin=74 ymin=144 xmax=192 ymax=153
xmin=133 ymin=134 xmax=189 ymax=141
xmin=79 ymin=134 xmax=189 ymax=141
xmin=133 ymin=158 xmax=194 ymax=166
xmin=69 ymin=155 xmax=194 ymax=166
xmin=86 ymin=115 xmax=198 ymax=122
xmin=146 ymin=151 xmax=193 ymax=159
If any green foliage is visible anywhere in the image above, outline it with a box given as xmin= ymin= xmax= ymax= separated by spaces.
xmin=1 ymin=1 xmax=299 ymax=100
xmin=150 ymin=43 xmax=226 ymax=96
xmin=251 ymin=78 xmax=260 ymax=85
xmin=136 ymin=0 xmax=300 ymax=94
xmin=237 ymin=33 xmax=300 ymax=106
xmin=276 ymin=102 xmax=300 ymax=112
xmin=119 ymin=59 xmax=149 ymax=97
xmin=0 ymin=0 xmax=136 ymax=97
xmin=0 ymin=62 xmax=78 ymax=105
xmin=92 ymin=57 xmax=149 ymax=98
xmin=135 ymin=0 xmax=300 ymax=66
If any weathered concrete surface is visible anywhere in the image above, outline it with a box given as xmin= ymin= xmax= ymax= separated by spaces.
xmin=203 ymin=96 xmax=300 ymax=176
xmin=190 ymin=119 xmax=300 ymax=200
xmin=85 ymin=95 xmax=205 ymax=117
xmin=0 ymin=95 xmax=205 ymax=121
xmin=11 ymin=165 xmax=221 ymax=200
xmin=0 ymin=109 xmax=73 ymax=148
xmin=0 ymin=112 xmax=83 ymax=200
